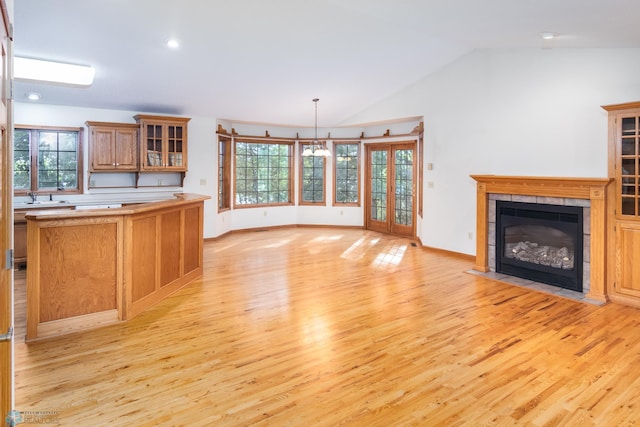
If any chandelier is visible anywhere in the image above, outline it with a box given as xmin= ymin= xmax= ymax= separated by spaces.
xmin=301 ymin=98 xmax=331 ymax=157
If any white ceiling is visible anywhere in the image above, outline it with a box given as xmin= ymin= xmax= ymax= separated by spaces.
xmin=12 ymin=0 xmax=640 ymax=126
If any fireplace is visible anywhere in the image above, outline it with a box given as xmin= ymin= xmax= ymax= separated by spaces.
xmin=470 ymin=175 xmax=612 ymax=304
xmin=496 ymin=201 xmax=583 ymax=292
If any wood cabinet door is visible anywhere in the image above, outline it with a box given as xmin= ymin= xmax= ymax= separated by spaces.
xmin=114 ymin=128 xmax=138 ymax=170
xmin=164 ymin=122 xmax=187 ymax=171
xmin=615 ymin=221 xmax=640 ymax=298
xmin=90 ymin=128 xmax=116 ymax=170
xmin=140 ymin=122 xmax=164 ymax=171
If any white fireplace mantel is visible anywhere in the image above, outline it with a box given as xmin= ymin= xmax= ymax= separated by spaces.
xmin=471 ymin=175 xmax=613 ymax=303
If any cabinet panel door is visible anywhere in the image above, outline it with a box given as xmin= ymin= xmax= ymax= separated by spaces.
xmin=615 ymin=222 xmax=640 ymax=297
xmin=131 ymin=216 xmax=157 ymax=302
xmin=183 ymin=206 xmax=201 ymax=274
xmin=160 ymin=211 xmax=181 ymax=287
xmin=115 ymin=128 xmax=138 ymax=170
xmin=39 ymin=223 xmax=118 ymax=321
xmin=91 ymin=128 xmax=116 ymax=170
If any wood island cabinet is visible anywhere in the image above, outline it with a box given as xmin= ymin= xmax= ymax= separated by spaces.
xmin=25 ymin=194 xmax=208 ymax=340
xmin=603 ymin=101 xmax=640 ymax=306
xmin=87 ymin=121 xmax=139 ymax=171
xmin=134 ymin=115 xmax=190 ymax=172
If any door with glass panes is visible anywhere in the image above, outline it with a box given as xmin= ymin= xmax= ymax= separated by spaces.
xmin=365 ymin=142 xmax=416 ymax=237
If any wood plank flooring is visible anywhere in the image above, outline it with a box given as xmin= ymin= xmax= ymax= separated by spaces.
xmin=12 ymin=227 xmax=640 ymax=426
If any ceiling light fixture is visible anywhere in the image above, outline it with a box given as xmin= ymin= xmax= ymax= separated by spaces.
xmin=26 ymin=92 xmax=40 ymax=101
xmin=14 ymin=56 xmax=95 ymax=86
xmin=540 ymin=32 xmax=556 ymax=40
xmin=167 ymin=39 xmax=180 ymax=49
xmin=302 ymin=98 xmax=331 ymax=157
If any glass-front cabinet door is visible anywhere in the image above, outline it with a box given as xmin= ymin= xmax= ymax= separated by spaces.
xmin=620 ymin=114 xmax=640 ymax=217
xmin=135 ymin=115 xmax=190 ymax=172
xmin=166 ymin=124 xmax=185 ymax=169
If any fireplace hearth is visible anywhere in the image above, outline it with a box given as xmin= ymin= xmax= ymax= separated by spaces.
xmin=496 ymin=201 xmax=583 ymax=292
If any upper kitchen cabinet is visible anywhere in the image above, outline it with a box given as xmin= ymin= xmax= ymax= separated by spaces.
xmin=134 ymin=115 xmax=191 ymax=172
xmin=87 ymin=121 xmax=139 ymax=171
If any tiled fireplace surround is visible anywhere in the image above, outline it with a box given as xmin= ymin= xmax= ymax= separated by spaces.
xmin=471 ymin=176 xmax=612 ymax=303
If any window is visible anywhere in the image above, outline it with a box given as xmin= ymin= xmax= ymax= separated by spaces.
xmin=234 ymin=140 xmax=293 ymax=207
xmin=334 ymin=142 xmax=360 ymax=205
xmin=218 ymin=136 xmax=231 ymax=211
xmin=14 ymin=126 xmax=83 ymax=194
xmin=299 ymin=143 xmax=326 ymax=205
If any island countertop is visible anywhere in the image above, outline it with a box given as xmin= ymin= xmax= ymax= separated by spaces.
xmin=24 ymin=193 xmax=209 ymax=219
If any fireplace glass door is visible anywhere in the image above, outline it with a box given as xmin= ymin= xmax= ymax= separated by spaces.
xmin=496 ymin=201 xmax=583 ymax=292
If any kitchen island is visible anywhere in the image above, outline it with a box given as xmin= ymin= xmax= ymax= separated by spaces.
xmin=25 ymin=193 xmax=209 ymax=341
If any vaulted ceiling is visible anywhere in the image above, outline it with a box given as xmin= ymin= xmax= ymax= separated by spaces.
xmin=13 ymin=0 xmax=640 ymax=126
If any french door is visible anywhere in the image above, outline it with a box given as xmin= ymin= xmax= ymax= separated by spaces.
xmin=365 ymin=142 xmax=416 ymax=237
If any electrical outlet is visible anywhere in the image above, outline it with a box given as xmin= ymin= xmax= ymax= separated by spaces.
xmin=468 ymin=232 xmax=473 ymax=240
xmin=158 ymin=178 xmax=164 ymax=186
xmin=263 ymin=211 xmax=267 ymax=217
xmin=427 ymin=181 xmax=434 ymax=188
xmin=200 ymin=178 xmax=206 ymax=185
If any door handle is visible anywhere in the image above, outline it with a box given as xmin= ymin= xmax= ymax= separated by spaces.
xmin=0 ymin=327 xmax=13 ymax=342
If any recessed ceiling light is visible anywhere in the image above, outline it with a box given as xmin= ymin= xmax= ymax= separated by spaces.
xmin=540 ymin=32 xmax=557 ymax=40
xmin=26 ymin=92 xmax=40 ymax=101
xmin=167 ymin=39 xmax=180 ymax=49
xmin=14 ymin=57 xmax=95 ymax=86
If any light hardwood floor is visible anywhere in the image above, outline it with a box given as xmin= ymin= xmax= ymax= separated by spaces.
xmin=13 ymin=227 xmax=640 ymax=426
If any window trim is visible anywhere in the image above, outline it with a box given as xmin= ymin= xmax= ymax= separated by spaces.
xmin=218 ymin=136 xmax=231 ymax=212
xmin=14 ymin=124 xmax=84 ymax=195
xmin=418 ymin=132 xmax=424 ymax=218
xmin=332 ymin=141 xmax=361 ymax=207
xmin=298 ymin=142 xmax=327 ymax=206
xmin=233 ymin=138 xmax=294 ymax=209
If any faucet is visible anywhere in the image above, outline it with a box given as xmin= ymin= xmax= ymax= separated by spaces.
xmin=27 ymin=192 xmax=37 ymax=203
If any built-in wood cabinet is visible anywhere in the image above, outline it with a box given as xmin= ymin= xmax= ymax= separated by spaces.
xmin=134 ymin=115 xmax=190 ymax=172
xmin=25 ymin=194 xmax=208 ymax=340
xmin=87 ymin=121 xmax=139 ymax=171
xmin=603 ymin=101 xmax=640 ymax=306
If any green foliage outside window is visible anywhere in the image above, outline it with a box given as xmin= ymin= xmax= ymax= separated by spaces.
xmin=235 ymin=141 xmax=292 ymax=206
xmin=14 ymin=127 xmax=81 ymax=192
xmin=301 ymin=144 xmax=325 ymax=203
xmin=335 ymin=143 xmax=359 ymax=204
xmin=13 ymin=129 xmax=30 ymax=190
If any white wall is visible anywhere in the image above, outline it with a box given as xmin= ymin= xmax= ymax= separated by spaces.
xmin=343 ymin=48 xmax=640 ymax=255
